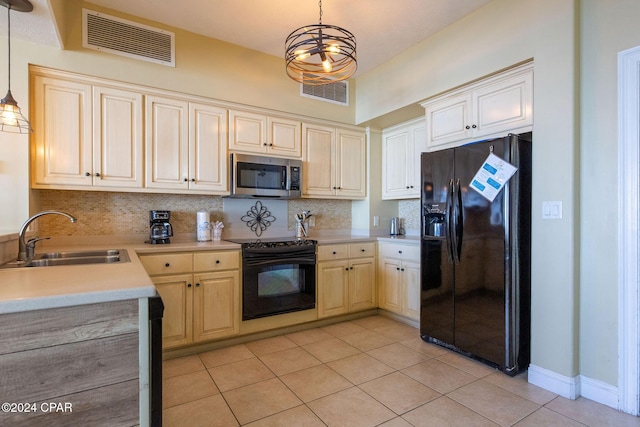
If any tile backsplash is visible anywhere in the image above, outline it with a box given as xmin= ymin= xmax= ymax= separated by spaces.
xmin=35 ymin=190 xmax=352 ymax=239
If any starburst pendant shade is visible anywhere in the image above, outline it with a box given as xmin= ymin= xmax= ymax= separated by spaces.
xmin=285 ymin=23 xmax=357 ymax=85
xmin=0 ymin=89 xmax=32 ymax=133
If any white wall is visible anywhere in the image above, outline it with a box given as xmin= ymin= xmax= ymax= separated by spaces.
xmin=357 ymin=0 xmax=581 ymax=381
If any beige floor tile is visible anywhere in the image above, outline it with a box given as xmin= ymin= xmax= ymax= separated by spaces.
xmin=352 ymin=315 xmax=400 ymax=330
xmin=307 ymin=386 xmax=396 ymax=426
xmin=198 ymin=344 xmax=255 ymax=368
xmin=514 ymin=407 xmax=584 ymax=426
xmin=163 ymin=354 xmax=205 ymax=379
xmin=367 ymin=342 xmax=429 ymax=370
xmin=328 ymin=353 xmax=395 ymax=385
xmin=302 ymin=337 xmax=362 ymax=363
xmin=244 ymin=405 xmax=325 ymax=426
xmin=403 ymin=396 xmax=499 ymax=427
xmin=286 ymin=327 xmax=334 ymax=345
xmin=163 ymin=394 xmax=239 ymax=427
xmin=484 ymin=371 xmax=557 ymax=405
xmin=208 ymin=357 xmax=274 ymax=392
xmin=280 ymin=364 xmax=353 ymax=402
xmin=321 ymin=321 xmax=367 ymax=337
xmin=436 ymin=351 xmax=498 ymax=378
xmin=359 ymin=371 xmax=440 ymax=415
xmin=340 ymin=329 xmax=395 ymax=351
xmin=401 ymin=358 xmax=477 ymax=394
xmin=400 ymin=336 xmax=450 ymax=358
xmin=447 ymin=379 xmax=540 ymax=426
xmin=379 ymin=417 xmax=414 ymax=427
xmin=162 ymin=370 xmax=219 ymax=409
xmin=223 ymin=378 xmax=302 ymax=425
xmin=372 ymin=323 xmax=420 ymax=342
xmin=258 ymin=346 xmax=322 ymax=376
xmin=245 ymin=335 xmax=298 ymax=356
xmin=545 ymin=396 xmax=640 ymax=427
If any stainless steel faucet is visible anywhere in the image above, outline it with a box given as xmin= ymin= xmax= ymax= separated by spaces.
xmin=17 ymin=211 xmax=77 ymax=262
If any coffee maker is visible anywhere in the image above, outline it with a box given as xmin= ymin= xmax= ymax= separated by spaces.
xmin=146 ymin=210 xmax=173 ymax=244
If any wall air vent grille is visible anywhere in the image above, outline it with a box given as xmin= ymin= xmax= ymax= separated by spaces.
xmin=300 ymin=75 xmax=349 ymax=106
xmin=82 ymin=9 xmax=175 ymax=67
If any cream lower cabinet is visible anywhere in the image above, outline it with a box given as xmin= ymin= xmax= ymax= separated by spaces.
xmin=139 ymin=250 xmax=240 ymax=349
xmin=317 ymin=242 xmax=376 ymax=318
xmin=378 ymin=242 xmax=421 ymax=321
xmin=302 ymin=123 xmax=367 ymax=199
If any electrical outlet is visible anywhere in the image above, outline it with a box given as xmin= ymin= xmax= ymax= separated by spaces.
xmin=373 ymin=215 xmax=379 ymax=227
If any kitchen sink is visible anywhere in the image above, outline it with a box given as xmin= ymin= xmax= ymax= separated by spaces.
xmin=34 ymin=249 xmax=123 ymax=259
xmin=0 ymin=249 xmax=130 ymax=269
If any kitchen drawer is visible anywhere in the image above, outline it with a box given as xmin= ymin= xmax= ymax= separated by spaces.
xmin=317 ymin=244 xmax=349 ymax=261
xmin=378 ymin=243 xmax=420 ymax=261
xmin=193 ymin=250 xmax=241 ymax=272
xmin=139 ymin=253 xmax=193 ymax=276
xmin=348 ymin=242 xmax=376 ymax=258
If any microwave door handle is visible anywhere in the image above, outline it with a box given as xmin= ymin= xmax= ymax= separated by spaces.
xmin=283 ymin=167 xmax=289 ymax=190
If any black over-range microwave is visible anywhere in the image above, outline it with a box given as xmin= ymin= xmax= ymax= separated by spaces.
xmin=229 ymin=153 xmax=302 ymax=199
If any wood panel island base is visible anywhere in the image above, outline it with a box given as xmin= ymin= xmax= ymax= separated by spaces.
xmin=0 ymin=299 xmax=151 ymax=427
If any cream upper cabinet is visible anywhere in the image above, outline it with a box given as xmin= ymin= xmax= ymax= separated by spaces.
xmin=146 ymin=97 xmax=228 ymax=194
xmin=377 ymin=241 xmax=421 ymax=321
xmin=382 ymin=118 xmax=427 ymax=199
xmin=189 ymin=102 xmax=228 ymax=193
xmin=32 ymin=74 xmax=144 ymax=190
xmin=145 ymin=95 xmax=190 ymax=191
xmin=302 ymin=123 xmax=366 ymax=199
xmin=422 ymin=64 xmax=533 ymax=150
xmin=228 ymin=109 xmax=301 ymax=158
xmin=92 ymin=85 xmax=144 ymax=189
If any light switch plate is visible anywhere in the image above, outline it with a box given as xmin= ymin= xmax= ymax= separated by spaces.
xmin=542 ymin=201 xmax=563 ymax=219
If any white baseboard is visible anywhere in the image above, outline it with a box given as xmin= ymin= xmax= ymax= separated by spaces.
xmin=528 ymin=364 xmax=619 ymax=410
xmin=528 ymin=364 xmax=580 ymax=399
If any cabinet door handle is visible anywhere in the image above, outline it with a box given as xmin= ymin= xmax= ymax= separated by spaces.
xmin=187 ymin=283 xmax=192 ymax=288
xmin=466 ymin=125 xmax=470 ymax=129
xmin=396 ymin=267 xmax=400 ymax=271
xmin=263 ymin=142 xmax=268 ymax=146
xmin=345 ymin=267 xmax=349 ymax=271
xmin=184 ymin=177 xmax=188 ymax=182
xmin=196 ymin=283 xmax=200 ymax=287
xmin=85 ymin=172 xmax=91 ymax=177
xmin=165 ymin=263 xmax=170 ymax=267
xmin=472 ymin=124 xmax=477 ymax=129
xmin=95 ymin=173 xmax=100 ymax=177
xmin=191 ymin=178 xmax=196 ymax=182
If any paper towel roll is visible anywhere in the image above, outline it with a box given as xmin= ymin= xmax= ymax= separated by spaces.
xmin=196 ymin=211 xmax=211 ymax=241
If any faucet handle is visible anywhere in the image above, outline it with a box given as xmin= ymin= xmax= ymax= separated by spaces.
xmin=26 ymin=236 xmax=50 ymax=258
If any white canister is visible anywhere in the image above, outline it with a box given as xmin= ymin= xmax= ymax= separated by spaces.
xmin=196 ymin=211 xmax=211 ymax=241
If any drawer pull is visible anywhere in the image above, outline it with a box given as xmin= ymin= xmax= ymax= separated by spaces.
xmin=165 ymin=263 xmax=170 ymax=267
xmin=361 ymin=248 xmax=365 ymax=252
xmin=398 ymin=250 xmax=403 ymax=254
xmin=332 ymin=251 xmax=337 ymax=255
xmin=216 ymin=260 xmax=221 ymax=264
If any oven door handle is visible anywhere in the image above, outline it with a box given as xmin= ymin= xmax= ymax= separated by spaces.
xmin=243 ymin=257 xmax=316 ymax=268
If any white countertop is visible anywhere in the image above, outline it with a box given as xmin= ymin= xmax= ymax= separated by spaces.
xmin=0 ymin=235 xmax=419 ymax=315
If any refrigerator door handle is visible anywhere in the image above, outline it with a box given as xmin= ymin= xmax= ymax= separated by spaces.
xmin=453 ymin=178 xmax=464 ymax=262
xmin=445 ymin=179 xmax=455 ymax=263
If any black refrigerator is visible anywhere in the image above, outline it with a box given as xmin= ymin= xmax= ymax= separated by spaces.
xmin=420 ymin=133 xmax=531 ymax=376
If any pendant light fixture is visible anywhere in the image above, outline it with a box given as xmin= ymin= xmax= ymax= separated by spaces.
xmin=285 ymin=0 xmax=356 ymax=85
xmin=0 ymin=0 xmax=33 ymax=134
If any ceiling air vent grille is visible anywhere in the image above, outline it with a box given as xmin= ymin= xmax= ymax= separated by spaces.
xmin=300 ymin=76 xmax=349 ymax=106
xmin=82 ymin=9 xmax=175 ymax=67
